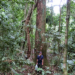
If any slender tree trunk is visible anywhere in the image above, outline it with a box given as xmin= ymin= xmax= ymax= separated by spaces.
xmin=35 ymin=0 xmax=49 ymax=66
xmin=24 ymin=31 xmax=27 ymax=53
xmin=25 ymin=1 xmax=37 ymax=58
xmin=63 ymin=0 xmax=70 ymax=75
xmin=59 ymin=2 xmax=61 ymax=32
xmin=58 ymin=0 xmax=62 ymax=53
xmin=58 ymin=0 xmax=62 ymax=73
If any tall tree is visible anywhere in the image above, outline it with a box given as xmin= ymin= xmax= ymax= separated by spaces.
xmin=24 ymin=0 xmax=37 ymax=58
xmin=63 ymin=0 xmax=70 ymax=75
xmin=35 ymin=0 xmax=49 ymax=66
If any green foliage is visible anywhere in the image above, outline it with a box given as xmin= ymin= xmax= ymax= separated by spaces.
xmin=54 ymin=73 xmax=62 ymax=75
xmin=67 ymin=60 xmax=75 ymax=73
xmin=68 ymin=31 xmax=75 ymax=53
xmin=0 ymin=0 xmax=75 ymax=74
xmin=68 ymin=71 xmax=75 ymax=75
xmin=37 ymin=68 xmax=51 ymax=75
xmin=45 ymin=70 xmax=51 ymax=74
xmin=46 ymin=7 xmax=59 ymax=29
xmin=51 ymin=56 xmax=59 ymax=66
xmin=60 ymin=59 xmax=75 ymax=73
xmin=0 ymin=0 xmax=34 ymax=73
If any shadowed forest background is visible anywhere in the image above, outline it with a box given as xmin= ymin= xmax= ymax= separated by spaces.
xmin=0 ymin=0 xmax=75 ymax=75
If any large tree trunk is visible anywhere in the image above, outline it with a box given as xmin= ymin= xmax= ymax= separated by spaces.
xmin=63 ymin=0 xmax=70 ymax=75
xmin=35 ymin=0 xmax=49 ymax=66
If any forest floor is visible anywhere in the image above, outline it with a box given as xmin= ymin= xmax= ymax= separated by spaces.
xmin=15 ymin=49 xmax=61 ymax=75
xmin=0 ymin=50 xmax=62 ymax=75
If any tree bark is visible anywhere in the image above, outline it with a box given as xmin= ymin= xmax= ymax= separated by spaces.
xmin=35 ymin=0 xmax=49 ymax=66
xmin=58 ymin=0 xmax=62 ymax=73
xmin=63 ymin=0 xmax=70 ymax=75
xmin=25 ymin=1 xmax=37 ymax=58
xmin=58 ymin=0 xmax=62 ymax=53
